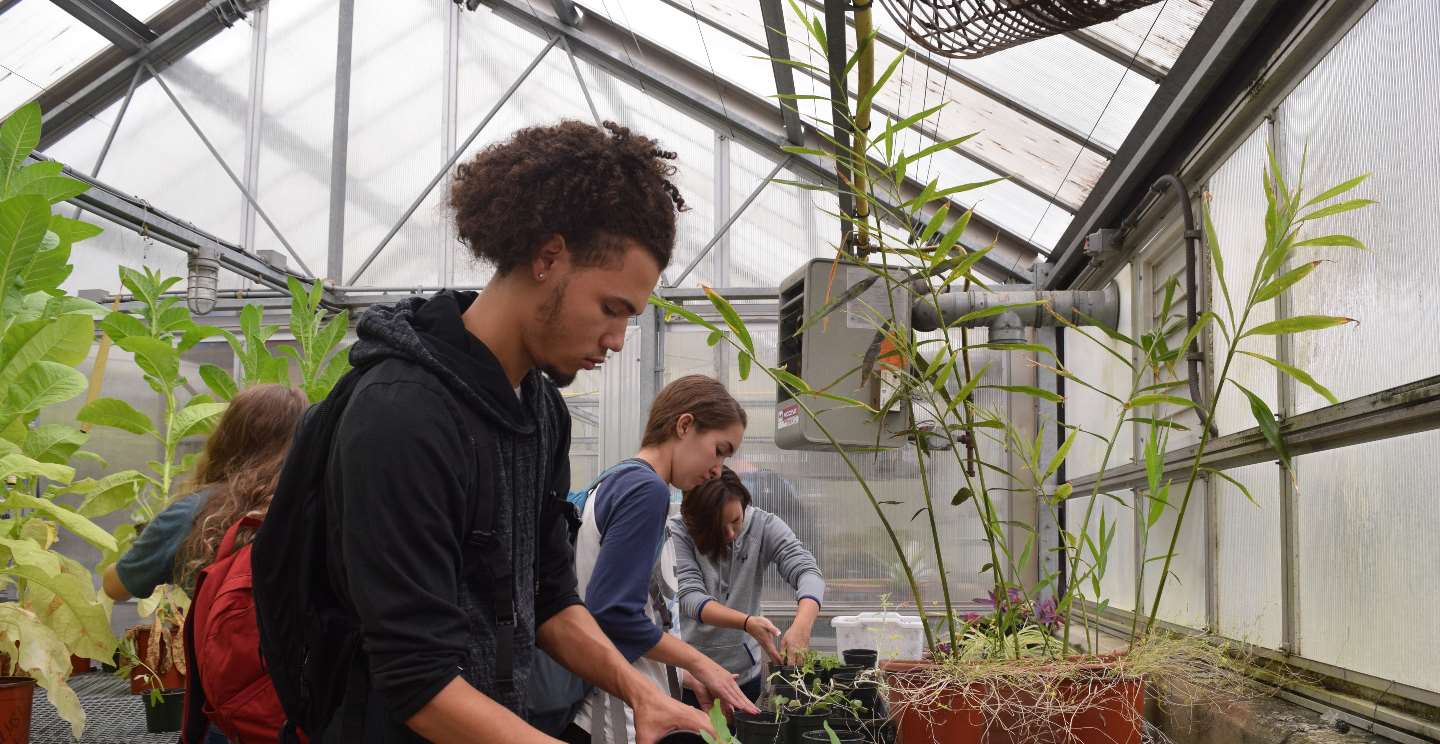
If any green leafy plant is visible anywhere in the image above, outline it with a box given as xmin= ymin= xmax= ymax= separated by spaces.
xmin=200 ymin=276 xmax=350 ymax=403
xmin=0 ymin=101 xmax=119 ymax=738
xmin=74 ymin=266 xmax=227 ymax=542
xmin=699 ymin=698 xmax=739 ymax=744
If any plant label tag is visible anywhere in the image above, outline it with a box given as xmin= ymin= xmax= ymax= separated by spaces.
xmin=777 ymin=402 xmax=801 ymax=429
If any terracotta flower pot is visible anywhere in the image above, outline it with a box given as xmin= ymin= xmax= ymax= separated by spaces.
xmin=0 ymin=676 xmax=36 ymax=744
xmin=69 ymin=654 xmax=90 ymax=676
xmin=127 ymin=627 xmax=185 ymax=694
xmin=880 ymin=657 xmax=1143 ymax=744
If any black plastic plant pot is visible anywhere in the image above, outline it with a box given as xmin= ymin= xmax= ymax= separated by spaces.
xmin=656 ymin=731 xmax=706 ymax=744
xmin=831 ymin=672 xmax=858 ymax=687
xmin=800 ymin=727 xmax=864 ymax=743
xmin=735 ymin=711 xmax=789 ymax=744
xmin=849 ymin=684 xmax=879 ymax=713
xmin=143 ymin=689 xmax=185 ymax=733
xmin=842 ymin=649 xmax=878 ymax=668
xmin=788 ymin=710 xmax=830 ymax=741
xmin=840 ymin=716 xmax=894 ymax=744
xmin=769 ymin=681 xmax=798 ymax=702
xmin=832 ymin=664 xmax=866 ymax=679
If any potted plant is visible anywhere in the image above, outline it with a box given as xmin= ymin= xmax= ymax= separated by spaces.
xmin=0 ymin=102 xmax=122 ymax=740
xmin=119 ymin=583 xmax=188 ymax=694
xmin=656 ymin=4 xmax=1373 ymax=742
xmin=734 ymin=702 xmax=790 ymax=744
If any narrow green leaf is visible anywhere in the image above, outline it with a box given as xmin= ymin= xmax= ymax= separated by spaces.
xmin=1234 ymin=382 xmax=1289 ymax=469
xmin=988 ymin=385 xmax=1063 ymax=403
xmin=946 ymin=300 xmax=1047 ymax=329
xmin=1292 ymin=234 xmax=1366 ymax=250
xmin=917 ymin=203 xmax=950 ymax=247
xmin=951 ymin=486 xmax=972 ymax=507
xmin=1146 ymin=483 xmax=1170 ymax=529
xmin=931 ymin=209 xmax=973 ymax=270
xmin=1177 ymin=311 xmax=1215 ymax=358
xmin=780 ymin=146 xmax=832 ymax=159
xmin=942 ymin=362 xmax=990 ymax=419
xmin=795 ymin=273 xmax=878 ymax=335
xmin=1128 ymin=394 xmax=1196 ymax=410
xmin=1255 ymin=261 xmax=1321 ymax=304
xmin=1203 ymin=204 xmax=1233 ymax=318
xmin=871 ymin=104 xmax=946 ymax=149
xmin=737 ymin=350 xmax=752 ymax=381
xmin=1204 ymin=467 xmax=1258 ymax=508
xmin=857 ymin=52 xmax=905 ymax=115
xmin=770 ymin=367 xmax=811 ymax=393
xmin=1043 ymin=430 xmax=1079 ymax=480
xmin=1299 ymin=198 xmax=1376 ymax=222
xmin=1239 ymin=350 xmax=1338 ymax=405
xmin=1301 ymin=174 xmax=1370 ymax=209
xmin=1243 ymin=315 xmax=1353 ymax=338
xmin=647 ymin=295 xmax=718 ymax=333
xmin=1052 ymin=482 xmax=1074 ymax=503
xmin=1127 ymin=417 xmax=1190 ymax=431
xmin=897 ymin=133 xmax=980 ymax=170
xmin=703 ymin=287 xmax=754 ymax=355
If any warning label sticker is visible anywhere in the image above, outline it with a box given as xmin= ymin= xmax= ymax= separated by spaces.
xmin=777 ymin=402 xmax=801 ymax=429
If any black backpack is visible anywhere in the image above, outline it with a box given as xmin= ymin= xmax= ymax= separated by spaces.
xmin=251 ymin=368 xmax=517 ymax=741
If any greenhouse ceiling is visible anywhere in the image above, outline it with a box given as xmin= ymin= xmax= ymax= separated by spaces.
xmin=0 ymin=0 xmax=1213 ymax=302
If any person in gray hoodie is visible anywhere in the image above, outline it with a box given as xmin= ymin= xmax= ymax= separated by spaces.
xmin=668 ymin=467 xmax=824 ymax=708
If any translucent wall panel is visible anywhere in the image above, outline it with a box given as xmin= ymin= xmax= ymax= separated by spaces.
xmin=0 ymin=1 xmax=110 ymax=116
xmin=718 ymin=144 xmax=840 ymax=289
xmin=341 ymin=0 xmax=448 ymax=288
xmin=1064 ymin=264 xmax=1132 ymax=479
xmin=1139 ymin=481 xmax=1206 ymax=629
xmin=1086 ymin=0 xmax=1211 ymax=75
xmin=1296 ymin=430 xmax=1440 ymax=693
xmin=1278 ymin=0 xmax=1440 ymax=412
xmin=1214 ymin=463 xmax=1281 ymax=648
xmin=668 ymin=320 xmax=1014 ymax=610
xmin=47 ymin=21 xmax=254 ymax=249
xmin=1206 ymin=124 xmax=1278 ymax=434
xmin=599 ymin=323 xmax=648 ymax=469
xmin=451 ymin=7 xmax=607 ymax=286
xmin=255 ymin=0 xmax=338 ymax=281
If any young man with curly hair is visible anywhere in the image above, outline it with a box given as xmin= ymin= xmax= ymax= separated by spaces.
xmin=304 ymin=122 xmax=727 ymax=743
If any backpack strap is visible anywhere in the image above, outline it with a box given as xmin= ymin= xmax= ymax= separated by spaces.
xmin=216 ymin=516 xmax=263 ymax=561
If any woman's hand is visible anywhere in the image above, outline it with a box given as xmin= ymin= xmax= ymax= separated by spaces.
xmin=779 ymin=621 xmax=813 ymax=665
xmin=688 ymin=657 xmax=758 ymax=715
xmin=681 ymin=670 xmax=714 ymax=712
xmin=744 ymin=615 xmax=783 ymax=665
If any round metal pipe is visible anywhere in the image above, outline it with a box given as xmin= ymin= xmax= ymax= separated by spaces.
xmin=911 ymin=281 xmax=1121 ymax=332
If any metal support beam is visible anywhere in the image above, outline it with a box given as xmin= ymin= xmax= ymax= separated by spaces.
xmin=327 ymin=0 xmax=356 ymax=285
xmin=671 ymin=154 xmax=787 ymax=287
xmin=39 ymin=0 xmax=248 ymax=148
xmin=482 ymin=0 xmax=1039 ymax=283
xmin=1043 ymin=0 xmax=1329 ymax=290
xmin=239 ymin=4 xmax=267 ymax=260
xmin=563 ymin=37 xmax=603 ymax=127
xmin=346 ymin=35 xmax=560 ymax=286
xmin=147 ymin=64 xmax=315 ymax=279
xmin=33 ymin=152 xmax=333 ymax=305
xmin=1066 ymin=28 xmax=1168 ymax=84
xmin=49 ymin=0 xmax=158 ymax=52
xmin=1065 ymin=375 xmax=1440 ymax=496
xmin=757 ymin=0 xmax=803 ymax=145
xmin=86 ymin=64 xmax=144 ymax=178
xmin=666 ymin=0 xmax=1085 ymax=211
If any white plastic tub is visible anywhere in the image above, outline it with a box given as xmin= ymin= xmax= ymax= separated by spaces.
xmin=831 ymin=611 xmax=926 ymax=661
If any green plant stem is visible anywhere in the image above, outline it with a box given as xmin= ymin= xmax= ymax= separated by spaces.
xmin=910 ymin=431 xmax=958 ymax=652
xmin=1145 ymin=338 xmax=1240 ymax=633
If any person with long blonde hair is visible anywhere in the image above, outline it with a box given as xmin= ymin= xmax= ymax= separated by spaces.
xmin=102 ymin=384 xmax=308 ymax=601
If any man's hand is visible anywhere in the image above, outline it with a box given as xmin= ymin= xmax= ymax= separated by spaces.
xmin=681 ymin=670 xmax=714 ymax=712
xmin=631 ymin=687 xmax=713 ymax=744
xmin=780 ymin=622 xmax=813 ymax=665
xmin=689 ymin=657 xmax=758 ymax=715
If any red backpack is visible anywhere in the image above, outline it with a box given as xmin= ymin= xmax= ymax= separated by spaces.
xmin=181 ymin=516 xmax=300 ymax=744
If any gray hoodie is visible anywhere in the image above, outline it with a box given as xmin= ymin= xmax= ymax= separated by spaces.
xmin=667 ymin=508 xmax=824 ymax=683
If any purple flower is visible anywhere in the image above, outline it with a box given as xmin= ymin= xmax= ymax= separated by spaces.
xmin=1035 ymin=597 xmax=1060 ymax=629
xmin=960 ymin=612 xmax=983 ymax=624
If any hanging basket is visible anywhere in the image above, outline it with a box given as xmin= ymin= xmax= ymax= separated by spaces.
xmin=876 ymin=0 xmax=1163 ymax=59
